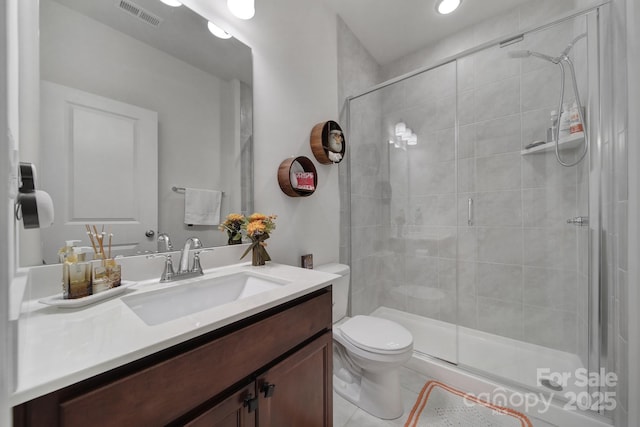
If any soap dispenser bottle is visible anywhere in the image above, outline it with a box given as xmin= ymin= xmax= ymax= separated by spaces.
xmin=558 ymin=103 xmax=571 ymax=139
xmin=569 ymin=102 xmax=584 ymax=134
xmin=63 ymin=247 xmax=92 ymax=299
xmin=58 ymin=239 xmax=81 ymax=263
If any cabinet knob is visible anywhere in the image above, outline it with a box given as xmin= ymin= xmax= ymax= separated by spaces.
xmin=243 ymin=394 xmax=258 ymax=412
xmin=261 ymin=382 xmax=276 ymax=398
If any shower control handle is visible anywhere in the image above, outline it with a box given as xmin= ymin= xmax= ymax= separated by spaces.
xmin=468 ymin=198 xmax=473 ymax=226
xmin=567 ymin=216 xmax=588 ymax=226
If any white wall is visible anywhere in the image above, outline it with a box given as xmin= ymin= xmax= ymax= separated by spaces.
xmin=182 ymin=0 xmax=340 ymax=267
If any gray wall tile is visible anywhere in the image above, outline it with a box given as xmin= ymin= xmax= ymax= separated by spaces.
xmin=475 ymin=190 xmax=523 ymax=227
xmin=474 ymin=77 xmax=521 ymax=122
xmin=477 ymin=297 xmax=523 ymax=340
xmin=523 ymin=266 xmax=578 ymax=312
xmin=478 ymin=227 xmax=523 ymax=264
xmin=476 ymin=153 xmax=522 ymax=191
xmin=523 ymin=305 xmax=577 ymax=353
xmin=475 ymin=115 xmax=522 ymax=156
xmin=476 ymin=263 xmax=523 ymax=303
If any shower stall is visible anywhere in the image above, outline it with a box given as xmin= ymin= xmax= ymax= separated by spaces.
xmin=345 ymin=5 xmax=609 ymax=412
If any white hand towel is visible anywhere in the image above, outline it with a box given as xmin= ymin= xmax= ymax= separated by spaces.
xmin=184 ymin=188 xmax=221 ymax=226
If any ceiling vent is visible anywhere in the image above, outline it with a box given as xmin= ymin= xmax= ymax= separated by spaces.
xmin=116 ymin=0 xmax=163 ymax=28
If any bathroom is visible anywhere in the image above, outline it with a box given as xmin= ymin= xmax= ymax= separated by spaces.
xmin=0 ymin=0 xmax=638 ymax=426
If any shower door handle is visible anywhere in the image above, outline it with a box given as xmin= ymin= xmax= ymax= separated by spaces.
xmin=468 ymin=198 xmax=473 ymax=226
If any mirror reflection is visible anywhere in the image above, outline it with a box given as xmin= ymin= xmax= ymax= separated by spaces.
xmin=21 ymin=0 xmax=253 ymax=266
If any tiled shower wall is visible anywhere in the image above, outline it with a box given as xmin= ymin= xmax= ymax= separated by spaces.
xmin=336 ymin=17 xmax=384 ymax=315
xmin=373 ymin=16 xmax=590 ymax=355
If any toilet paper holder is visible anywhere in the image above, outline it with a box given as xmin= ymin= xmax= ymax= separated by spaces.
xmin=15 ymin=162 xmax=54 ymax=229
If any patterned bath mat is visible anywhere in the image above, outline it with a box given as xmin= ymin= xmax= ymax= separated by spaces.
xmin=405 ymin=381 xmax=532 ymax=427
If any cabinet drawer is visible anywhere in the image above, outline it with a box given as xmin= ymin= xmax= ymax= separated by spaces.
xmin=58 ymin=290 xmax=331 ymax=427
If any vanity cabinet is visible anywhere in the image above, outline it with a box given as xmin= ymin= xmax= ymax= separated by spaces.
xmin=183 ymin=383 xmax=256 ymax=427
xmin=13 ymin=288 xmax=333 ymax=427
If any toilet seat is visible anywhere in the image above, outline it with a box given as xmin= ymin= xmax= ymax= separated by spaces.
xmin=338 ymin=315 xmax=412 ymax=355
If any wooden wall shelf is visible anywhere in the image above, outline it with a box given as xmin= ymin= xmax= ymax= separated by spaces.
xmin=277 ymin=156 xmax=317 ymax=197
xmin=310 ymin=120 xmax=346 ymax=164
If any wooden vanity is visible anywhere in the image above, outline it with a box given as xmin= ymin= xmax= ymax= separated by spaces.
xmin=13 ymin=287 xmax=333 ymax=426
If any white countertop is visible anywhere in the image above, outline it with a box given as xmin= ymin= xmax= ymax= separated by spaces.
xmin=10 ymin=262 xmax=338 ymax=406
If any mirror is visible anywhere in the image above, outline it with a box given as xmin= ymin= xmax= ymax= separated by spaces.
xmin=20 ymin=0 xmax=253 ymax=266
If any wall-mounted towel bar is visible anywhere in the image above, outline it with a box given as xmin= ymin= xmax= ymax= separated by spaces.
xmin=172 ymin=186 xmax=224 ymax=195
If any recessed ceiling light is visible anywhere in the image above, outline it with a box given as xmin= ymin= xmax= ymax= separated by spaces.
xmin=435 ymin=0 xmax=461 ymax=15
xmin=159 ymin=0 xmax=182 ymax=7
xmin=207 ymin=21 xmax=232 ymax=39
xmin=227 ymin=0 xmax=255 ymax=20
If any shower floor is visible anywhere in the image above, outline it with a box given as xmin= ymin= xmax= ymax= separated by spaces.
xmin=370 ymin=306 xmax=587 ymax=397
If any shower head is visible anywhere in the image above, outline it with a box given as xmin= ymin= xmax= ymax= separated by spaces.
xmin=508 ymin=49 xmax=559 ymax=64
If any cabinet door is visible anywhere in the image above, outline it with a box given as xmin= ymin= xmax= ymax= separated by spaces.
xmin=183 ymin=384 xmax=256 ymax=427
xmin=257 ymin=332 xmax=333 ymax=427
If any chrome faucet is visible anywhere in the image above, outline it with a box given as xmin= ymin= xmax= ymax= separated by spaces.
xmin=147 ymin=240 xmax=214 ymax=282
xmin=157 ymin=232 xmax=173 ymax=252
xmin=178 ymin=237 xmax=203 ymax=274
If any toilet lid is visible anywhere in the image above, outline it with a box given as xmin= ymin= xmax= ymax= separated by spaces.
xmin=339 ymin=315 xmax=413 ymax=354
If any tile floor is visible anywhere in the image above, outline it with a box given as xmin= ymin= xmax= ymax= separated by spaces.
xmin=332 ymin=365 xmax=558 ymax=427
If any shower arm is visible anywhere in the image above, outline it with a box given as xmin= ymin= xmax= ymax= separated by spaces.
xmin=553 ymin=56 xmax=589 ymax=167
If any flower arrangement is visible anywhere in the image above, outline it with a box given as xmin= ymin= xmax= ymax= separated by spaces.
xmin=241 ymin=213 xmax=277 ymax=266
xmin=218 ymin=213 xmax=245 ymax=245
xmin=219 ymin=213 xmax=277 ymax=265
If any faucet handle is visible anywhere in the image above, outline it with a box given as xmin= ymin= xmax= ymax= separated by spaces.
xmin=157 ymin=232 xmax=173 ymax=252
xmin=147 ymin=253 xmax=175 ymax=281
xmin=192 ymin=248 xmax=214 ymax=274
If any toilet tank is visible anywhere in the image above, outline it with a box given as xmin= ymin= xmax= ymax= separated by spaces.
xmin=315 ymin=263 xmax=350 ymax=323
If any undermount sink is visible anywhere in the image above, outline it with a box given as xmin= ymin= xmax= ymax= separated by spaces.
xmin=122 ymin=272 xmax=288 ymax=326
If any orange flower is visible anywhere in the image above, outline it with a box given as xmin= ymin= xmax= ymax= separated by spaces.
xmin=218 ymin=213 xmax=245 ymax=233
xmin=246 ymin=221 xmax=266 ymax=236
xmin=248 ymin=213 xmax=267 ymax=222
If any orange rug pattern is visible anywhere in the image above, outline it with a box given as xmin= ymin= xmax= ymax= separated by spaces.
xmin=405 ymin=380 xmax=533 ymax=427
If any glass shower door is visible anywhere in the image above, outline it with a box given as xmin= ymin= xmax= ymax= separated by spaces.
xmin=455 ymin=13 xmax=592 ymax=397
xmin=348 ymin=62 xmax=459 ymax=364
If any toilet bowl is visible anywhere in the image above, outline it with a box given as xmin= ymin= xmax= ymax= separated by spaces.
xmin=315 ymin=263 xmax=414 ymax=420
xmin=333 ymin=315 xmax=413 ymax=419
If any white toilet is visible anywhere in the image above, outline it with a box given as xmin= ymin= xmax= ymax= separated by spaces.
xmin=316 ymin=263 xmax=414 ymax=420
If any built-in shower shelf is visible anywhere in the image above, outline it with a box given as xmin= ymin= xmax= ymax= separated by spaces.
xmin=521 ymin=132 xmax=585 ymax=155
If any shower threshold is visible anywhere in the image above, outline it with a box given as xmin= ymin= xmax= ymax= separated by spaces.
xmin=370 ymin=306 xmax=587 ymax=397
